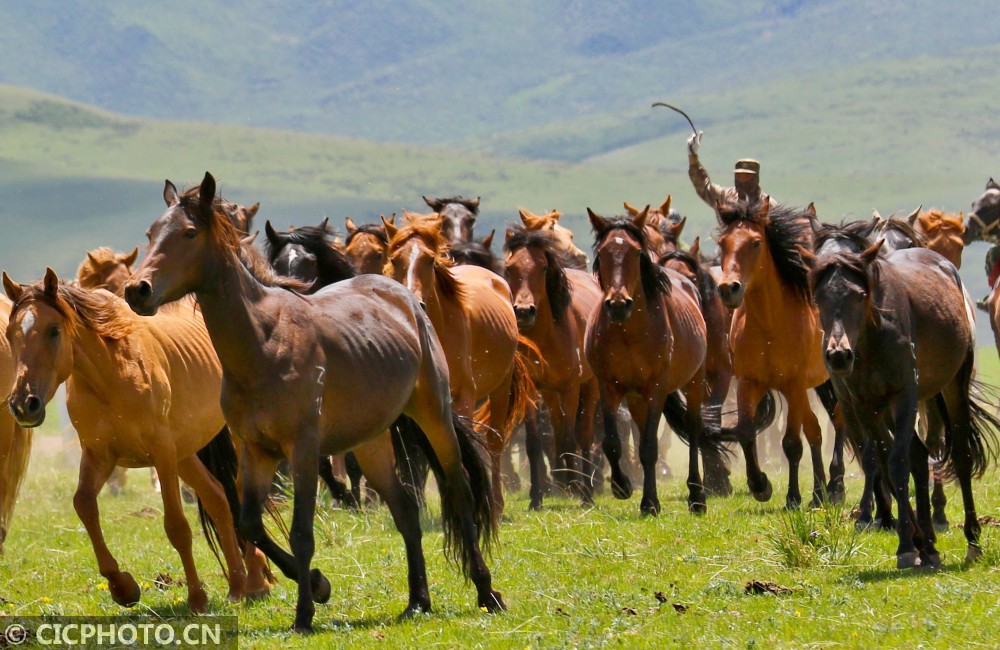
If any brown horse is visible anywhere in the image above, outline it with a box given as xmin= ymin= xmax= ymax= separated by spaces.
xmin=910 ymin=209 xmax=966 ymax=269
xmin=586 ymin=207 xmax=711 ymax=515
xmin=503 ymin=223 xmax=602 ymax=508
xmin=3 ymin=270 xmax=264 ymax=611
xmin=716 ymin=197 xmax=843 ymax=508
xmin=124 ymin=173 xmax=503 ymax=631
xmin=0 ymin=296 xmax=31 ymax=553
xmin=382 ymin=217 xmax=533 ymax=512
xmin=516 ymin=208 xmax=589 ymax=269
xmin=624 ymin=195 xmax=685 ymax=257
xmin=344 ymin=215 xmax=392 ymax=274
xmin=422 ymin=195 xmax=480 ymax=243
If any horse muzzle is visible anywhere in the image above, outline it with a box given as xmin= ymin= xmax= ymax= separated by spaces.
xmin=824 ymin=346 xmax=855 ymax=375
xmin=123 ymin=279 xmax=160 ymax=316
xmin=603 ymin=297 xmax=634 ymax=323
xmin=513 ymin=304 xmax=537 ymax=330
xmin=9 ymin=393 xmax=45 ymax=428
xmin=718 ymin=281 xmax=745 ymax=309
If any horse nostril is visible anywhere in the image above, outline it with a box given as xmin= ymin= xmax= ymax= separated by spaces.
xmin=24 ymin=395 xmax=41 ymax=415
xmin=136 ymin=280 xmax=152 ymax=298
xmin=418 ymin=301 xmax=427 ymax=312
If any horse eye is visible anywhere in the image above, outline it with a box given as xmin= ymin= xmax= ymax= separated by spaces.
xmin=48 ymin=326 xmax=60 ymax=339
xmin=752 ymin=240 xmax=762 ymax=248
xmin=184 ymin=228 xmax=198 ymax=239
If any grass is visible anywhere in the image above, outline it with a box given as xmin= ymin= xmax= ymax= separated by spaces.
xmin=2 ymin=433 xmax=999 ymax=648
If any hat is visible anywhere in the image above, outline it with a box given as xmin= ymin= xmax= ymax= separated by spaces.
xmin=734 ymin=159 xmax=760 ymax=174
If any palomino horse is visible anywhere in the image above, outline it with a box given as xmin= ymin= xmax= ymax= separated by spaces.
xmin=716 ymin=198 xmax=845 ymax=508
xmin=124 ymin=173 xmax=503 ymax=631
xmin=344 ymin=215 xmax=392 ymax=274
xmin=806 ymin=240 xmax=998 ymax=568
xmin=422 ymin=195 xmax=480 ymax=243
xmin=3 ymin=270 xmax=264 ymax=611
xmin=516 ymin=208 xmax=589 ymax=269
xmin=504 ymin=223 xmax=602 ymax=508
xmin=586 ymin=207 xmax=714 ymax=515
xmin=382 ymin=217 xmax=532 ymax=512
xmin=0 ymin=296 xmax=31 ymax=553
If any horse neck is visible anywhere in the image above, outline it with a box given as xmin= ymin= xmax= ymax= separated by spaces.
xmin=67 ymin=321 xmax=126 ymax=400
xmin=743 ymin=241 xmax=805 ymax=327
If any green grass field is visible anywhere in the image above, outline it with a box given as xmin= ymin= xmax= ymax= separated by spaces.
xmin=2 ymin=426 xmax=999 ymax=649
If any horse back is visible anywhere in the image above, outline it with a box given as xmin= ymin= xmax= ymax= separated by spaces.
xmin=663 ymin=270 xmax=708 ymax=391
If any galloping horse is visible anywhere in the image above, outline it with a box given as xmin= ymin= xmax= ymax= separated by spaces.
xmin=716 ymin=198 xmax=844 ymax=508
xmin=344 ymin=215 xmax=392 ymax=274
xmin=586 ymin=207 xmax=713 ymax=515
xmin=624 ymin=195 xmax=685 ymax=256
xmin=516 ymin=209 xmax=589 ymax=269
xmin=504 ymin=223 xmax=602 ymax=508
xmin=382 ymin=217 xmax=532 ymax=512
xmin=422 ymin=195 xmax=480 ymax=244
xmin=125 ymin=174 xmax=503 ymax=631
xmin=805 ymin=240 xmax=998 ymax=568
xmin=0 ymin=296 xmax=31 ymax=553
xmin=3 ymin=270 xmax=262 ymax=611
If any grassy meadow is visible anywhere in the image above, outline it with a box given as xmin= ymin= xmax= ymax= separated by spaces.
xmin=2 ymin=418 xmax=999 ymax=649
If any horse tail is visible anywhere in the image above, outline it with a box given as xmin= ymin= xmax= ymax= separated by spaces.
xmin=390 ymin=412 xmax=498 ymax=578
xmin=662 ymin=392 xmax=731 ymax=456
xmin=195 ymin=425 xmax=241 ymax=578
xmin=753 ymin=391 xmax=777 ymax=432
xmin=473 ymin=336 xmax=539 ymax=443
xmin=0 ymin=418 xmax=32 ymax=552
xmin=937 ymin=351 xmax=1000 ymax=479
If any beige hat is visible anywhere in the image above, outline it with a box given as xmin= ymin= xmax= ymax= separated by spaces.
xmin=734 ymin=159 xmax=760 ymax=174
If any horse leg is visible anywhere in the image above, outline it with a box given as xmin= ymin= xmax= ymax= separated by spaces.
xmin=702 ymin=371 xmax=733 ymax=497
xmin=796 ymin=390 xmax=829 ymax=508
xmin=598 ymin=386 xmax=630 ymax=499
xmin=940 ymin=370 xmax=985 ymax=563
xmin=627 ymin=394 xmax=662 ymax=516
xmin=345 ymin=451 xmax=365 ymax=505
xmin=541 ymin=388 xmax=573 ymax=495
xmin=284 ymin=437 xmax=327 ymax=633
xmin=909 ymin=439 xmax=940 ymax=568
xmin=177 ymin=454 xmax=249 ymax=602
xmin=152 ymin=453 xmax=209 ymax=613
xmin=318 ymin=455 xmax=358 ymax=510
xmin=500 ymin=430 xmax=522 ymax=493
xmin=74 ymin=448 xmax=139 ymax=607
xmin=681 ymin=378 xmax=707 ymax=514
xmin=485 ymin=379 xmax=514 ymax=515
xmin=924 ymin=402 xmax=950 ymax=532
xmin=814 ymin=380 xmax=846 ymax=503
xmin=524 ymin=403 xmax=546 ymax=510
xmin=574 ymin=378 xmax=600 ymax=507
xmin=735 ymin=380 xmax=772 ymax=501
xmin=888 ymin=390 xmax=921 ymax=568
xmin=352 ymin=433 xmax=431 ymax=616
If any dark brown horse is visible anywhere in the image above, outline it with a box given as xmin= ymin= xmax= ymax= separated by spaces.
xmin=806 ymin=240 xmax=998 ymax=568
xmin=504 ymin=223 xmax=602 ymax=508
xmin=124 ymin=173 xmax=503 ymax=632
xmin=586 ymin=207 xmax=712 ymax=515
xmin=963 ymin=178 xmax=1000 ymax=245
xmin=422 ymin=195 xmax=480 ymax=244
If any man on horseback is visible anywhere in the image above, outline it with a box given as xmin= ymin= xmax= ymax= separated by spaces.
xmin=687 ymin=132 xmax=768 ymax=209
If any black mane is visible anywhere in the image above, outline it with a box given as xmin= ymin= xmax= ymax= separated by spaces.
xmin=264 ymin=223 xmax=356 ymax=289
xmin=658 ymin=248 xmax=718 ymax=310
xmin=504 ymin=224 xmax=574 ymax=322
xmin=592 ymin=217 xmax=672 ymax=298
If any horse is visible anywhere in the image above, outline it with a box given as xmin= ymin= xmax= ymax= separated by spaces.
xmin=263 ymin=218 xmax=369 ymax=508
xmin=503 ymin=223 xmax=602 ymax=508
xmin=516 ymin=208 xmax=589 ymax=269
xmin=2 ymin=269 xmax=266 ymax=611
xmin=0 ymin=296 xmax=31 ymax=553
xmin=449 ymin=230 xmax=502 ymax=274
xmin=382 ymin=216 xmax=533 ymax=513
xmin=716 ymin=197 xmax=846 ymax=508
xmin=804 ymin=240 xmax=998 ymax=568
xmin=124 ymin=173 xmax=504 ymax=631
xmin=963 ymin=178 xmax=1000 ymax=245
xmin=624 ymin=195 xmax=686 ymax=256
xmin=344 ymin=215 xmax=392 ymax=274
xmin=586 ymin=207 xmax=716 ymax=515
xmin=422 ymin=195 xmax=480 ymax=244
xmin=910 ymin=209 xmax=966 ymax=269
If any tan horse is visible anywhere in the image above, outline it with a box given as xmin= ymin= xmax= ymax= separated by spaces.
xmin=624 ymin=195 xmax=686 ymax=256
xmin=0 ymin=296 xmax=31 ymax=552
xmin=503 ymin=223 xmax=602 ymax=508
xmin=3 ymin=271 xmax=269 ymax=611
xmin=516 ymin=208 xmax=589 ymax=269
xmin=383 ymin=217 xmax=533 ymax=512
xmin=911 ymin=209 xmax=966 ymax=269
xmin=344 ymin=215 xmax=393 ymax=274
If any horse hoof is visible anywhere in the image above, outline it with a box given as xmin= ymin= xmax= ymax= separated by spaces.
xmin=109 ymin=572 xmax=141 ymax=607
xmin=398 ymin=601 xmax=430 ymax=620
xmin=784 ymin=498 xmax=802 ymax=511
xmin=292 ymin=624 xmax=314 ymax=635
xmin=480 ymin=590 xmax=506 ymax=613
xmin=640 ymin=502 xmax=661 ymax=517
xmin=878 ymin=517 xmax=897 ymax=532
xmin=528 ymin=497 xmax=542 ymax=511
xmin=750 ymin=476 xmax=772 ymax=502
xmin=933 ymin=518 xmax=950 ymax=534
xmin=189 ymin=588 xmax=209 ymax=614
xmin=965 ymin=545 xmax=984 ymax=563
xmin=897 ymin=551 xmax=921 ymax=569
xmin=826 ymin=481 xmax=845 ymax=505
xmin=688 ymin=499 xmax=707 ymax=515
xmin=922 ymin=552 xmax=942 ymax=569
xmin=705 ymin=481 xmax=733 ymax=498
xmin=855 ymin=518 xmax=874 ymax=532
xmin=612 ymin=477 xmax=633 ymax=500
xmin=309 ymin=569 xmax=332 ymax=604
xmin=580 ymin=498 xmax=595 ymax=508
xmin=243 ymin=588 xmax=271 ymax=603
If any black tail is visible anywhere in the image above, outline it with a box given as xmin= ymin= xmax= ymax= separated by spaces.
xmin=390 ymin=413 xmax=499 ymax=578
xmin=663 ymin=391 xmax=776 ymax=453
xmin=937 ymin=369 xmax=1000 ymax=480
xmin=389 ymin=423 xmax=431 ymax=507
xmin=195 ymin=426 xmax=242 ymax=577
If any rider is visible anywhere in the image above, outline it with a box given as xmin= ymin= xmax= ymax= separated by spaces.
xmin=687 ymin=131 xmax=768 ymax=210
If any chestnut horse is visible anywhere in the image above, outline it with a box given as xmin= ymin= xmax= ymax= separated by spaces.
xmin=0 ymin=296 xmax=31 ymax=553
xmin=504 ymin=223 xmax=602 ymax=508
xmin=624 ymin=195 xmax=685 ymax=257
xmin=806 ymin=240 xmax=998 ymax=568
xmin=344 ymin=215 xmax=392 ymax=274
xmin=716 ymin=198 xmax=845 ymax=508
xmin=125 ymin=173 xmax=503 ymax=631
xmin=911 ymin=209 xmax=966 ymax=269
xmin=422 ymin=195 xmax=480 ymax=244
xmin=382 ymin=217 xmax=533 ymax=512
xmin=516 ymin=208 xmax=589 ymax=269
xmin=3 ymin=270 xmax=263 ymax=611
xmin=586 ymin=207 xmax=714 ymax=515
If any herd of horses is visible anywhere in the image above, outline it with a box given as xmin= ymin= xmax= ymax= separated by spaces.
xmin=1 ymin=172 xmax=999 ymax=632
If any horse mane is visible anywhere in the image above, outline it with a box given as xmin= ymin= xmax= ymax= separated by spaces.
xmin=718 ymin=199 xmax=814 ymax=301
xmin=264 ymin=223 xmax=357 ymax=283
xmin=919 ymin=209 xmax=964 ymax=233
xmin=503 ymin=224 xmax=574 ymax=322
xmin=592 ymin=217 xmax=672 ymax=297
xmin=808 ymin=251 xmax=882 ymax=327
xmin=449 ymin=238 xmax=501 ymax=275
xmin=384 ymin=222 xmax=465 ymax=304
xmin=426 ymin=196 xmax=480 ymax=215
xmin=658 ymin=248 xmax=717 ymax=310
xmin=76 ymin=247 xmax=122 ymax=288
xmin=879 ymin=215 xmax=926 ymax=247
xmin=10 ymin=281 xmax=134 ymax=341
xmin=813 ymin=219 xmax=878 ymax=253
xmin=178 ymin=186 xmax=311 ymax=293
xmin=344 ymin=222 xmax=388 ymax=247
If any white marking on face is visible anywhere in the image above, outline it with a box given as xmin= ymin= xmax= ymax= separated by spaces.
xmin=614 ymin=237 xmax=624 ymax=245
xmin=288 ymin=248 xmax=299 ymax=265
xmin=21 ymin=309 xmax=35 ymax=336
xmin=406 ymin=243 xmax=420 ymax=292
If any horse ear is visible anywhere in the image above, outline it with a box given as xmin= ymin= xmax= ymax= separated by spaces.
xmin=669 ymin=216 xmax=687 ymax=239
xmin=387 ymin=213 xmax=396 ymax=225
xmin=805 ymin=202 xmax=817 ymax=218
xmin=247 ymin=202 xmax=260 ymax=218
xmin=163 ymin=180 xmax=179 ymax=206
xmin=518 ymin=208 xmax=535 ymax=226
xmin=422 ymin=195 xmax=443 ymax=211
xmin=319 ymin=217 xmax=330 ymax=232
xmin=469 ymin=197 xmax=481 ymax=210
xmin=587 ymin=208 xmax=609 ymax=233
xmin=906 ymin=204 xmax=923 ymax=226
xmin=264 ymin=220 xmax=280 ymax=245
xmin=861 ymin=240 xmax=884 ymax=265
xmin=622 ymin=201 xmax=639 ymax=216
xmin=86 ymin=251 xmax=100 ymax=267
xmin=199 ymin=172 xmax=216 ymax=205
xmin=660 ymin=195 xmax=672 ymax=215
xmin=381 ymin=215 xmax=398 ymax=240
xmin=481 ymin=229 xmax=495 ymax=250
xmin=548 ymin=209 xmax=563 ymax=221
xmin=871 ymin=208 xmax=883 ymax=223
xmin=345 ymin=217 xmax=358 ymax=234
xmin=987 ymin=178 xmax=999 ymax=191
xmin=122 ymin=247 xmax=139 ymax=268
xmin=797 ymin=245 xmax=817 ymax=269
xmin=2 ymin=272 xmax=23 ymax=302
xmin=688 ymin=236 xmax=701 ymax=258
xmin=241 ymin=232 xmax=259 ymax=246
xmin=758 ymin=196 xmax=771 ymax=216
xmin=43 ymin=267 xmax=59 ymax=297
xmin=632 ymin=205 xmax=651 ymax=230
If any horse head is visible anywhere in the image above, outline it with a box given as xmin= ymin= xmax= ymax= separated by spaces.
xmin=965 ymin=178 xmax=1000 ymax=244
xmin=77 ymin=246 xmax=140 ymax=293
xmin=519 ymin=208 xmax=588 ymax=269
xmin=423 ymin=195 xmax=479 ymax=244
